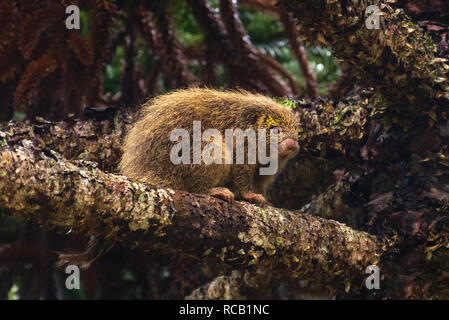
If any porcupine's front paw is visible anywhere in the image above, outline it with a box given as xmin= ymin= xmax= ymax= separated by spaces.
xmin=208 ymin=187 xmax=235 ymax=203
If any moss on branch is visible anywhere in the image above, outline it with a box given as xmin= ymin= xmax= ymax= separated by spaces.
xmin=0 ymin=134 xmax=388 ymax=292
xmin=280 ymin=0 xmax=449 ymax=123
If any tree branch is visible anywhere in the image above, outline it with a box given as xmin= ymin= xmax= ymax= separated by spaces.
xmin=0 ymin=134 xmax=388 ymax=292
xmin=1 ymin=94 xmax=371 ymax=220
xmin=280 ymin=0 xmax=449 ymax=118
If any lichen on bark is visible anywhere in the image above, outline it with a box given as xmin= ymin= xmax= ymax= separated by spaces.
xmin=280 ymin=0 xmax=449 ymax=123
xmin=0 ymin=132 xmax=388 ymax=294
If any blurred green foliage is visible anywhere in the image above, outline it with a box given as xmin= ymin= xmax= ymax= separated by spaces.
xmin=173 ymin=0 xmax=204 ymax=47
xmin=80 ymin=10 xmax=91 ymax=37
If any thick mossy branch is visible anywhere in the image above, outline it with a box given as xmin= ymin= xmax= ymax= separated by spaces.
xmin=280 ymin=0 xmax=449 ymax=120
xmin=0 ymin=114 xmax=132 ymax=173
xmin=295 ymin=94 xmax=369 ymax=157
xmin=0 ymin=137 xmax=387 ymax=290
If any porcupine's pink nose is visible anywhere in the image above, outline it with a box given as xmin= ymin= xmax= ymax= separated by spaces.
xmin=278 ymin=138 xmax=299 ymax=160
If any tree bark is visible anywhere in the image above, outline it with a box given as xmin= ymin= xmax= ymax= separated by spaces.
xmin=0 ymin=129 xmax=387 ymax=294
xmin=276 ymin=0 xmax=449 ymax=299
xmin=280 ymin=0 xmax=449 ymax=117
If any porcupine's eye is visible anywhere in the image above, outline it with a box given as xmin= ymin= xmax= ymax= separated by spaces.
xmin=269 ymin=125 xmax=282 ymax=134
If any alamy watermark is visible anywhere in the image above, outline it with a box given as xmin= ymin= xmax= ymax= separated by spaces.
xmin=65 ymin=4 xmax=381 ymax=31
xmin=65 ymin=5 xmax=80 ymax=30
xmin=65 ymin=265 xmax=80 ymax=290
xmin=365 ymin=5 xmax=380 ymax=30
xmin=170 ymin=121 xmax=280 ymax=175
xmin=365 ymin=265 xmax=380 ymax=290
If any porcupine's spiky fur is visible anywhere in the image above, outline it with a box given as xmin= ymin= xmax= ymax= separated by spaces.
xmin=119 ymin=88 xmax=299 ymax=206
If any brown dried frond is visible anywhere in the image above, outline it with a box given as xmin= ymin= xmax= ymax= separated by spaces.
xmin=0 ymin=44 xmax=22 ymax=83
xmin=13 ymin=52 xmax=58 ymax=109
xmin=0 ymin=0 xmax=118 ymax=119
xmin=0 ymin=0 xmax=17 ymax=54
xmin=17 ymin=4 xmax=63 ymax=60
xmin=68 ymin=33 xmax=95 ymax=67
xmin=51 ymin=41 xmax=71 ymax=72
xmin=16 ymin=0 xmax=45 ymax=15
